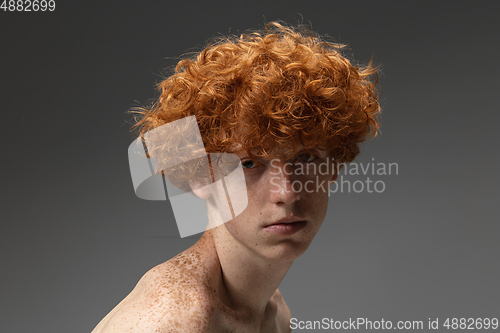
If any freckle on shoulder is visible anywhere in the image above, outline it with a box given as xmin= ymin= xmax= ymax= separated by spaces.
xmin=113 ymin=256 xmax=214 ymax=332
xmin=94 ymin=242 xmax=216 ymax=332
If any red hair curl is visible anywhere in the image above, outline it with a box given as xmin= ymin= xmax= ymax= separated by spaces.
xmin=131 ymin=22 xmax=380 ymax=172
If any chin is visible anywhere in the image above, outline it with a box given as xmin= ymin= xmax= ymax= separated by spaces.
xmin=261 ymin=239 xmax=311 ymax=262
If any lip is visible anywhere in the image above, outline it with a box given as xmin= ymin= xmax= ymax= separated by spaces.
xmin=263 ymin=217 xmax=307 ymax=236
xmin=266 ymin=217 xmax=306 ymax=226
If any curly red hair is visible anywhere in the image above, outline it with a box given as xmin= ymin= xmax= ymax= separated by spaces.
xmin=131 ymin=22 xmax=380 ymax=170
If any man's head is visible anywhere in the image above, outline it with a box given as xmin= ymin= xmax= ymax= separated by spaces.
xmin=132 ymin=21 xmax=379 ymax=186
xmin=131 ymin=21 xmax=380 ymax=250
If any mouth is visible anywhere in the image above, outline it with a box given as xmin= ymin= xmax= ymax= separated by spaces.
xmin=263 ymin=218 xmax=308 ymax=236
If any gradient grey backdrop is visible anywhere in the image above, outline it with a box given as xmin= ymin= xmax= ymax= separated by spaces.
xmin=1 ymin=1 xmax=499 ymax=332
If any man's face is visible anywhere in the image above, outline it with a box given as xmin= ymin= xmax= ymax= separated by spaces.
xmin=211 ymin=146 xmax=337 ymax=262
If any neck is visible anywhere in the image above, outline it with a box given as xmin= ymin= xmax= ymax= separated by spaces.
xmin=205 ymin=226 xmax=293 ymax=318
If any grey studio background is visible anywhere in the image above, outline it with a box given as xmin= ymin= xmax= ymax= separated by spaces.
xmin=1 ymin=1 xmax=499 ymax=332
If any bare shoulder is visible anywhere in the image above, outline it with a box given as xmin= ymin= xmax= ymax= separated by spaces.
xmin=91 ymin=249 xmax=218 ymax=333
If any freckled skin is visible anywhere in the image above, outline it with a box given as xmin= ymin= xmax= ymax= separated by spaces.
xmin=91 ymin=149 xmax=335 ymax=333
xmin=91 ymin=232 xmax=291 ymax=333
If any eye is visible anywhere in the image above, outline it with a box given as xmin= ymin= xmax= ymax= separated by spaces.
xmin=294 ymin=152 xmax=316 ymax=163
xmin=241 ymin=159 xmax=258 ymax=169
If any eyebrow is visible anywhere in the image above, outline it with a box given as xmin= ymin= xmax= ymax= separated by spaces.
xmin=240 ymin=148 xmax=324 ymax=161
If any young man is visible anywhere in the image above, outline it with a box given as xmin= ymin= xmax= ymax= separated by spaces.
xmin=92 ymin=22 xmax=380 ymax=333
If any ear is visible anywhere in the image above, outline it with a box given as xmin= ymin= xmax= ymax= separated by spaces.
xmin=189 ymin=179 xmax=212 ymax=200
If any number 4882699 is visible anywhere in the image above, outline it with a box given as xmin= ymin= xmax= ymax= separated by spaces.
xmin=1 ymin=0 xmax=56 ymax=11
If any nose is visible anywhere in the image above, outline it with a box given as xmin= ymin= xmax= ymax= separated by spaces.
xmin=268 ymin=161 xmax=300 ymax=204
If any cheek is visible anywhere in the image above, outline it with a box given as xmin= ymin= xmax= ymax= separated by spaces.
xmin=223 ymin=184 xmax=268 ymax=238
xmin=223 ymin=216 xmax=258 ymax=247
xmin=239 ymin=180 xmax=266 ymax=214
xmin=223 ymin=219 xmax=242 ymax=238
xmin=224 ymin=201 xmax=256 ymax=237
xmin=301 ymin=175 xmax=331 ymax=217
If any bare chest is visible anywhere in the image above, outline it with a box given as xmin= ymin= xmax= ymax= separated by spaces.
xmin=209 ymin=297 xmax=291 ymax=333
